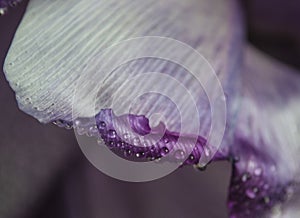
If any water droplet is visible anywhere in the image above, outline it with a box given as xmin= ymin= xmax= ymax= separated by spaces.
xmin=88 ymin=125 xmax=98 ymax=135
xmin=123 ymin=133 xmax=130 ymax=140
xmin=142 ymin=140 xmax=150 ymax=148
xmin=135 ymin=152 xmax=145 ymax=158
xmin=10 ymin=1 xmax=19 ymax=7
xmin=245 ymin=189 xmax=256 ymax=199
xmin=164 ymin=137 xmax=169 ymax=144
xmin=116 ymin=142 xmax=123 ymax=148
xmin=133 ymin=137 xmax=140 ymax=146
xmin=107 ymin=141 xmax=115 ymax=149
xmin=74 ymin=119 xmax=81 ymax=127
xmin=154 ymin=157 xmax=161 ymax=163
xmin=241 ymin=173 xmax=250 ymax=182
xmin=149 ymin=156 xmax=156 ymax=161
xmin=174 ymin=150 xmax=185 ymax=160
xmin=76 ymin=127 xmax=86 ymax=135
xmin=25 ymin=97 xmax=31 ymax=104
xmin=124 ymin=149 xmax=132 ymax=157
xmin=99 ymin=121 xmax=106 ymax=128
xmin=0 ymin=8 xmax=7 ymax=16
xmin=161 ymin=147 xmax=169 ymax=155
xmin=120 ymin=142 xmax=126 ymax=149
xmin=203 ymin=147 xmax=210 ymax=157
xmin=108 ymin=130 xmax=116 ymax=139
xmin=65 ymin=123 xmax=73 ymax=130
xmin=254 ymin=168 xmax=262 ymax=176
xmin=150 ymin=145 xmax=156 ymax=152
xmin=189 ymin=154 xmax=195 ymax=160
xmin=53 ymin=120 xmax=67 ymax=128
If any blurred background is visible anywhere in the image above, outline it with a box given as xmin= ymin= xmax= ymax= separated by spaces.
xmin=0 ymin=1 xmax=299 ymax=218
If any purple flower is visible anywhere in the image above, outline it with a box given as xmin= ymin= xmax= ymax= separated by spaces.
xmin=3 ymin=0 xmax=300 ymax=217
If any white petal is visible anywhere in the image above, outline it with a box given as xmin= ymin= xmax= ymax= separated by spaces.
xmin=4 ymin=0 xmax=243 ymax=136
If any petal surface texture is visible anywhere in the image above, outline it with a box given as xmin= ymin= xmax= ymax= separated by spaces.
xmin=4 ymin=0 xmax=243 ymax=145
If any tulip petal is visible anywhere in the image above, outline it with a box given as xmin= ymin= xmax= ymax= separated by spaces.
xmin=3 ymin=0 xmax=244 ymax=162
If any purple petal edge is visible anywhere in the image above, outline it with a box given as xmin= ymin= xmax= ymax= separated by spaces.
xmin=56 ymin=108 xmax=228 ymax=167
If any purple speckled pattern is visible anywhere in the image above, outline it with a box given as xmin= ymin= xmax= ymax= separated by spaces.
xmin=228 ymin=166 xmax=293 ymax=218
xmin=228 ymin=138 xmax=293 ymax=217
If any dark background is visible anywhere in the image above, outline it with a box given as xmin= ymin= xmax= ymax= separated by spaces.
xmin=0 ymin=1 xmax=299 ymax=218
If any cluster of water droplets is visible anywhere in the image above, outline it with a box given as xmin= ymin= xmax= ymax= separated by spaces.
xmin=95 ymin=117 xmax=207 ymax=166
xmin=228 ymin=164 xmax=295 ymax=217
xmin=52 ymin=111 xmax=210 ymax=167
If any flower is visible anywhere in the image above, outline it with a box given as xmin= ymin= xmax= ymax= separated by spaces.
xmin=3 ymin=0 xmax=300 ymax=217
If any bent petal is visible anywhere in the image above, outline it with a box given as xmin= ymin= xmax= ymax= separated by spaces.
xmin=228 ymin=46 xmax=300 ymax=217
xmin=3 ymin=0 xmax=300 ymax=216
xmin=3 ymin=0 xmax=244 ymax=163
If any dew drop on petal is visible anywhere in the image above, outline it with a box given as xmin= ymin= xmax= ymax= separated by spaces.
xmin=133 ymin=137 xmax=140 ymax=146
xmin=88 ymin=125 xmax=98 ymax=136
xmin=161 ymin=147 xmax=169 ymax=156
xmin=108 ymin=130 xmax=116 ymax=139
xmin=241 ymin=173 xmax=251 ymax=182
xmin=254 ymin=168 xmax=262 ymax=176
xmin=174 ymin=150 xmax=185 ymax=160
xmin=135 ymin=152 xmax=145 ymax=158
xmin=0 ymin=8 xmax=7 ymax=16
xmin=245 ymin=189 xmax=256 ymax=199
xmin=124 ymin=149 xmax=132 ymax=157
xmin=107 ymin=141 xmax=115 ymax=149
xmin=163 ymin=137 xmax=169 ymax=144
xmin=25 ymin=97 xmax=31 ymax=104
xmin=154 ymin=157 xmax=162 ymax=163
xmin=189 ymin=154 xmax=195 ymax=160
xmin=123 ymin=133 xmax=130 ymax=140
xmin=203 ymin=146 xmax=210 ymax=157
xmin=99 ymin=121 xmax=106 ymax=129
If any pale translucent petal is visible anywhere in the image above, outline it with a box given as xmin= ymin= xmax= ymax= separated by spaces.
xmin=3 ymin=0 xmax=243 ymax=136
